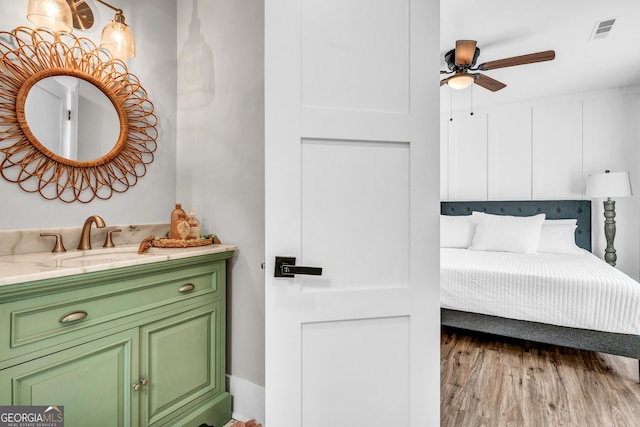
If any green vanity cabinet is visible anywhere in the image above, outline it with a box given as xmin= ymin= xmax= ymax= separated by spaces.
xmin=139 ymin=301 xmax=227 ymax=427
xmin=1 ymin=329 xmax=139 ymax=426
xmin=0 ymin=249 xmax=234 ymax=427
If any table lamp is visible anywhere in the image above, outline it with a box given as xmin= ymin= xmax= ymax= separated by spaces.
xmin=585 ymin=170 xmax=632 ymax=266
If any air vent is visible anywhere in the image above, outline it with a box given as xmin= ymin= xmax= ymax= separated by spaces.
xmin=589 ymin=18 xmax=616 ymax=41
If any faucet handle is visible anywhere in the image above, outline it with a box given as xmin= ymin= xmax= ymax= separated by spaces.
xmin=40 ymin=233 xmax=67 ymax=253
xmin=103 ymin=229 xmax=122 ymax=248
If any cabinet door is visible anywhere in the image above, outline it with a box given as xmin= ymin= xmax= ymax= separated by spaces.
xmin=0 ymin=329 xmax=139 ymax=427
xmin=139 ymin=301 xmax=227 ymax=427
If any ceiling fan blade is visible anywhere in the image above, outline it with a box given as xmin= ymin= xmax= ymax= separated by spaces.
xmin=455 ymin=40 xmax=477 ymax=66
xmin=474 ymin=73 xmax=506 ymax=92
xmin=440 ymin=77 xmax=449 ymax=87
xmin=478 ymin=50 xmax=555 ymax=71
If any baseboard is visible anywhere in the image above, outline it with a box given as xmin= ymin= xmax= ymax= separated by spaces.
xmin=227 ymin=375 xmax=265 ymax=425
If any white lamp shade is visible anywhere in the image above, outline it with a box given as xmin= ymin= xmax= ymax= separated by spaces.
xmin=27 ymin=0 xmax=73 ymax=32
xmin=585 ymin=171 xmax=632 ymax=199
xmin=101 ymin=21 xmax=136 ymax=60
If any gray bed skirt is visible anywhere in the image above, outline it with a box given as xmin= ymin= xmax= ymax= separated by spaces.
xmin=441 ymin=308 xmax=640 ymax=360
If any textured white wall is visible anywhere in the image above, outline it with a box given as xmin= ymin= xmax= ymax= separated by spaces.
xmin=0 ymin=0 xmax=177 ymax=229
xmin=441 ymin=86 xmax=640 ymax=280
xmin=175 ymin=0 xmax=265 ymax=388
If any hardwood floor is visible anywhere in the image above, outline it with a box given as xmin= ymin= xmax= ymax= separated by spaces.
xmin=441 ymin=327 xmax=640 ymax=427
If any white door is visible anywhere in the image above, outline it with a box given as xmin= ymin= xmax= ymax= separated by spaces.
xmin=265 ymin=0 xmax=441 ymax=426
xmin=24 ymin=78 xmax=67 ymax=155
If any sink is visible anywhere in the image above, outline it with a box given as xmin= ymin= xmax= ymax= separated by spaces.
xmin=54 ymin=245 xmax=146 ymax=267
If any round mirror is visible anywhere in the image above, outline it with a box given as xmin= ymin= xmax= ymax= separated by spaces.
xmin=24 ymin=76 xmax=121 ymax=161
xmin=0 ymin=27 xmax=158 ymax=203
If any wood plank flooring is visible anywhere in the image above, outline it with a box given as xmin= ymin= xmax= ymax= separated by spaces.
xmin=441 ymin=327 xmax=640 ymax=427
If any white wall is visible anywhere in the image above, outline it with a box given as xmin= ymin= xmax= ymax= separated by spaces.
xmin=175 ymin=0 xmax=265 ymax=396
xmin=0 ymin=0 xmax=177 ymax=229
xmin=441 ymin=86 xmax=640 ymax=280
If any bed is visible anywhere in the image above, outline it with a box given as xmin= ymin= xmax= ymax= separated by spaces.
xmin=440 ymin=200 xmax=640 ymax=378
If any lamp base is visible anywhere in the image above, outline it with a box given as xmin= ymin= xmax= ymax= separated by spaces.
xmin=603 ymin=199 xmax=617 ymax=267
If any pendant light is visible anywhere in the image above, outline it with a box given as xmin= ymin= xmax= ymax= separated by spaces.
xmin=99 ymin=7 xmax=136 ymax=60
xmin=26 ymin=0 xmax=73 ymax=32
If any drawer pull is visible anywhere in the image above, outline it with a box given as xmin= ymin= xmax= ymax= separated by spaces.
xmin=178 ymin=283 xmax=195 ymax=293
xmin=58 ymin=310 xmax=88 ymax=323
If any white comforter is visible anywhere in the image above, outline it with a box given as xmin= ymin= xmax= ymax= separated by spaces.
xmin=441 ymin=248 xmax=640 ymax=335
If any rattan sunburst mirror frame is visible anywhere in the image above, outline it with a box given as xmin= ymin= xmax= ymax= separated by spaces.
xmin=0 ymin=26 xmax=158 ymax=203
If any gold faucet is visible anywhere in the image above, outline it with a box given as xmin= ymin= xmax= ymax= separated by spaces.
xmin=77 ymin=215 xmax=106 ymax=250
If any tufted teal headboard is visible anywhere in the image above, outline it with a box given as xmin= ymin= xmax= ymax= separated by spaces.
xmin=440 ymin=200 xmax=592 ymax=252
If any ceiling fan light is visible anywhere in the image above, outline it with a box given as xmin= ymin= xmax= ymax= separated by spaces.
xmin=447 ymin=74 xmax=475 ymax=90
xmin=27 ymin=0 xmax=73 ymax=32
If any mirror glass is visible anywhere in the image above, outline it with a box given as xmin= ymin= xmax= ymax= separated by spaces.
xmin=24 ymin=76 xmax=120 ymax=161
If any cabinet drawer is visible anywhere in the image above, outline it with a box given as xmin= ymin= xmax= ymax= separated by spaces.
xmin=0 ymin=259 xmax=226 ymax=364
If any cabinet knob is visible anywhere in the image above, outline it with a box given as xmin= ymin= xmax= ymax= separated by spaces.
xmin=133 ymin=378 xmax=149 ymax=391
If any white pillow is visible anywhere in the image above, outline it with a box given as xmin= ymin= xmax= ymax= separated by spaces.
xmin=538 ymin=222 xmax=584 ymax=255
xmin=469 ymin=212 xmax=546 ymax=254
xmin=440 ymin=215 xmax=476 ymax=248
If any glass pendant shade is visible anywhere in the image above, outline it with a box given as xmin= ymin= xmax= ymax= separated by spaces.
xmin=101 ymin=20 xmax=136 ymax=60
xmin=27 ymin=0 xmax=73 ymax=32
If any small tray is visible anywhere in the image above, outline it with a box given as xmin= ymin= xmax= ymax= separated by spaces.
xmin=138 ymin=235 xmax=220 ymax=254
xmin=151 ymin=238 xmax=213 ymax=248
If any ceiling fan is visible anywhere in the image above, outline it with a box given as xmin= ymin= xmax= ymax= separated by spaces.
xmin=440 ymin=40 xmax=555 ymax=91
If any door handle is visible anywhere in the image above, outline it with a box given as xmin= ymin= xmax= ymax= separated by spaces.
xmin=274 ymin=256 xmax=323 ymax=277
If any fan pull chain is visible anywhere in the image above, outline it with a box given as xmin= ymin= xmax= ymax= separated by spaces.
xmin=449 ymin=88 xmax=453 ymax=122
xmin=470 ymin=84 xmax=474 ymax=116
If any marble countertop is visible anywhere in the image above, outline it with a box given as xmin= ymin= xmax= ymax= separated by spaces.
xmin=0 ymin=243 xmax=237 ymax=287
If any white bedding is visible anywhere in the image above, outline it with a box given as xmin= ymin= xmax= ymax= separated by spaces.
xmin=441 ymin=248 xmax=640 ymax=335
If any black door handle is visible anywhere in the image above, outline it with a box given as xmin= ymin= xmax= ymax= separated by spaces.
xmin=274 ymin=256 xmax=323 ymax=278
